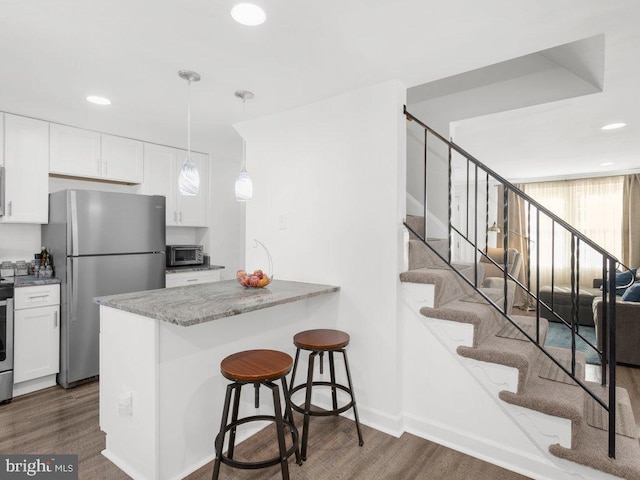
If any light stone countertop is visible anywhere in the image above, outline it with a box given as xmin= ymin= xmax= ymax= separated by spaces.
xmin=13 ymin=276 xmax=62 ymax=287
xmin=94 ymin=279 xmax=340 ymax=327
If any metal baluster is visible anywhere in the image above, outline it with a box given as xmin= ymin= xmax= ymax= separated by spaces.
xmin=466 ymin=159 xmax=470 ymax=239
xmin=601 ymin=257 xmax=608 ymax=386
xmin=576 ymin=239 xmax=581 ymax=333
xmin=474 ymin=164 xmax=478 ymax=286
xmin=536 ymin=209 xmax=540 ymax=343
xmin=503 ymin=187 xmax=509 ymax=314
xmin=448 ymin=144 xmax=452 ymax=264
xmin=608 ymin=259 xmax=617 ymax=459
xmin=423 ymin=129 xmax=428 ymax=240
xmin=551 ymin=222 xmax=555 ymax=311
xmin=485 ymin=172 xmax=489 ymax=251
xmin=570 ymin=236 xmax=576 ymax=376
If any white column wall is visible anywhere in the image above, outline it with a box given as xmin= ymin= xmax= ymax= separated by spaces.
xmin=236 ymin=80 xmax=407 ymax=431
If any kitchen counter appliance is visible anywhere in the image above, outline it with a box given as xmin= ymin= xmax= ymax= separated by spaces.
xmin=42 ymin=190 xmax=166 ymax=388
xmin=166 ymin=244 xmax=203 ymax=267
xmin=0 ymin=277 xmax=14 ymax=403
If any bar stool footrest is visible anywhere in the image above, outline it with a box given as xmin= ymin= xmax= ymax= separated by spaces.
xmin=215 ymin=415 xmax=299 ymax=470
xmin=290 ymin=381 xmax=355 ymax=416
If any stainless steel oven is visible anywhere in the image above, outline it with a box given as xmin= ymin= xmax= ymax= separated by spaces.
xmin=0 ymin=279 xmax=14 ymax=404
xmin=166 ymin=245 xmax=203 ymax=267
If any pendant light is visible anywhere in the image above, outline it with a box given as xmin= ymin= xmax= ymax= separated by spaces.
xmin=178 ymin=70 xmax=201 ymax=196
xmin=234 ymin=90 xmax=254 ymax=202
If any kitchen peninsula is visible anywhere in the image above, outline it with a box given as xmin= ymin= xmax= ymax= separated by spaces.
xmin=95 ymin=279 xmax=340 ymax=480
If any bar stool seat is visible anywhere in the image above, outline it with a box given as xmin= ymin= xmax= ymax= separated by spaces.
xmin=290 ymin=329 xmax=364 ymax=461
xmin=212 ymin=349 xmax=301 ymax=480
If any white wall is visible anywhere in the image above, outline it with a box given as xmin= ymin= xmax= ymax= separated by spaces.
xmin=236 ymin=80 xmax=407 ymax=429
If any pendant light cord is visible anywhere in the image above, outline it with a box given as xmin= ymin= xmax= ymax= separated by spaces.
xmin=187 ymin=78 xmax=192 ymax=162
xmin=241 ymin=96 xmax=246 ymax=171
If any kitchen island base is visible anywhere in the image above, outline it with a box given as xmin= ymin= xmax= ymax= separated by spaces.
xmin=99 ymin=282 xmax=339 ymax=480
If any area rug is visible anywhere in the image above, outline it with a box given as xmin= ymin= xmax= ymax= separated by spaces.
xmin=544 ymin=322 xmax=601 ymax=365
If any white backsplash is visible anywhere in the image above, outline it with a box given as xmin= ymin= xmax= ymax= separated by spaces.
xmin=0 ymin=223 xmax=42 ymax=264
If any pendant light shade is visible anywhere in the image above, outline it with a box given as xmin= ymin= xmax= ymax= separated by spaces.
xmin=234 ymin=90 xmax=254 ymax=201
xmin=178 ymin=70 xmax=201 ymax=196
xmin=235 ymin=170 xmax=253 ymax=201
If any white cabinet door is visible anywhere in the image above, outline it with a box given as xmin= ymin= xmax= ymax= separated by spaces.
xmin=101 ymin=134 xmax=144 ymax=184
xmin=2 ymin=114 xmax=49 ymax=223
xmin=13 ymin=304 xmax=60 ymax=383
xmin=142 ymin=143 xmax=178 ymax=225
xmin=165 ymin=270 xmax=221 ymax=288
xmin=50 ymin=123 xmax=101 ymax=178
xmin=176 ymin=150 xmax=209 ymax=227
xmin=0 ymin=113 xmax=4 ymax=166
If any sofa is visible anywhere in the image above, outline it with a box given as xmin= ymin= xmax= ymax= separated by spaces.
xmin=593 ymin=296 xmax=640 ymax=366
xmin=538 ymin=282 xmax=601 ymax=327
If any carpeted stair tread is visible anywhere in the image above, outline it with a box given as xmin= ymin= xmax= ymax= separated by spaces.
xmin=537 ymin=349 xmax=585 ymax=386
xmin=401 ymin=267 xmax=476 ymax=308
xmin=457 ymin=316 xmax=549 ymax=392
xmin=585 ymin=387 xmax=636 ymax=438
xmin=549 ymin=386 xmax=640 ymax=479
xmin=420 ymin=300 xmax=508 ymax=347
xmin=406 ymin=215 xmax=425 ymax=239
xmin=499 ymin=347 xmax=589 ymax=428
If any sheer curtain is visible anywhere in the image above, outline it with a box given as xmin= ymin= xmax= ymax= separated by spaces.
xmin=622 ymin=174 xmax=640 ymax=268
xmin=523 ymin=176 xmax=624 ymax=289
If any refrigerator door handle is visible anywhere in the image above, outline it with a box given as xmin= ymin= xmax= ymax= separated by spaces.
xmin=70 ymin=259 xmax=79 ymax=322
xmin=70 ymin=190 xmax=79 ymax=256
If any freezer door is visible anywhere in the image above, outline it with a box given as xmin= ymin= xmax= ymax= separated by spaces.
xmin=62 ymin=253 xmax=165 ymax=387
xmin=69 ymin=190 xmax=165 ymax=256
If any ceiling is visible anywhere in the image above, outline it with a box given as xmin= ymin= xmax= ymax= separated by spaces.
xmin=2 ymin=1 xmax=639 ymax=174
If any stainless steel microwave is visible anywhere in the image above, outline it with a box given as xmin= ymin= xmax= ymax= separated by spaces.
xmin=166 ymin=245 xmax=204 ymax=267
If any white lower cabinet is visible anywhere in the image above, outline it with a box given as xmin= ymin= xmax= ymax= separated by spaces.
xmin=165 ymin=270 xmax=221 ymax=288
xmin=13 ymin=284 xmax=60 ymax=397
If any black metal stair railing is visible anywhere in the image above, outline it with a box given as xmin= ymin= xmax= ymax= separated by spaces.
xmin=404 ymin=106 xmax=626 ymax=459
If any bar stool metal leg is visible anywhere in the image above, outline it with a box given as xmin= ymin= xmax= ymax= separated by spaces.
xmin=267 ymin=381 xmax=291 ymax=480
xmin=281 ymin=376 xmax=302 ymax=465
xmin=290 ymin=347 xmax=301 ymax=389
xmin=328 ymin=351 xmax=338 ymax=410
xmin=212 ymin=383 xmax=236 ymax=480
xmin=301 ymin=351 xmax=317 ymax=461
xmin=342 ymin=349 xmax=364 ymax=446
xmin=227 ymin=384 xmax=242 ymax=459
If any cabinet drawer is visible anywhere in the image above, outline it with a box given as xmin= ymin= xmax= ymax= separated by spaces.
xmin=15 ymin=284 xmax=61 ymax=310
xmin=165 ymin=270 xmax=220 ymax=288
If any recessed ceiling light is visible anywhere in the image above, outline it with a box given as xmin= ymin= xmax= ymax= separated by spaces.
xmin=601 ymin=122 xmax=626 ymax=131
xmin=231 ymin=3 xmax=266 ymax=26
xmin=87 ymin=95 xmax=111 ymax=106
xmin=600 ymin=162 xmax=615 ymax=166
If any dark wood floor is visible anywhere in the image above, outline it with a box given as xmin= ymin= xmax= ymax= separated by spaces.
xmin=1 ymin=366 xmax=637 ymax=479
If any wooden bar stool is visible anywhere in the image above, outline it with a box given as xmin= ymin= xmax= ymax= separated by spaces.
xmin=212 ymin=349 xmax=301 ymax=480
xmin=289 ymin=329 xmax=364 ymax=461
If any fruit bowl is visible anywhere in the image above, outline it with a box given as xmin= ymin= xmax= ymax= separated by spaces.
xmin=236 ymin=239 xmax=274 ymax=289
xmin=236 ymin=269 xmax=272 ymax=288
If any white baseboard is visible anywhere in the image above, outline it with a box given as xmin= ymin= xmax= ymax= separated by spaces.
xmin=13 ymin=374 xmax=57 ymax=397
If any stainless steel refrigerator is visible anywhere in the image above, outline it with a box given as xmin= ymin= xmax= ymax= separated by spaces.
xmin=42 ymin=190 xmax=166 ymax=388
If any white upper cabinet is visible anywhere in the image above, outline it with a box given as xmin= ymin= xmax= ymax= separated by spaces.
xmin=141 ymin=143 xmax=177 ymax=225
xmin=0 ymin=114 xmax=4 ymax=166
xmin=101 ymin=134 xmax=144 ymax=184
xmin=142 ymin=144 xmax=209 ymax=227
xmin=49 ymin=124 xmax=143 ymax=184
xmin=50 ymin=123 xmax=101 ymax=178
xmin=1 ymin=114 xmax=49 ymax=224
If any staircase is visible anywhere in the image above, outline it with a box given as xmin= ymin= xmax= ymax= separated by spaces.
xmin=402 ymin=108 xmax=640 ymax=479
